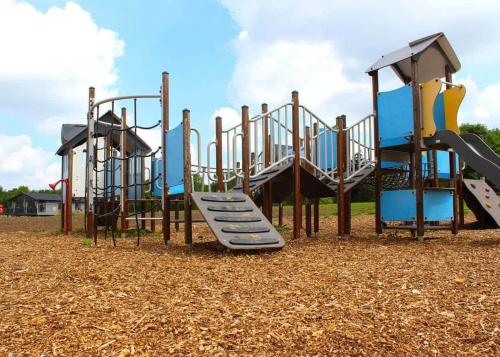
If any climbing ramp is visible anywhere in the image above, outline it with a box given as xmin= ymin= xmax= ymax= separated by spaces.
xmin=462 ymin=179 xmax=500 ymax=228
xmin=190 ymin=192 xmax=285 ymax=250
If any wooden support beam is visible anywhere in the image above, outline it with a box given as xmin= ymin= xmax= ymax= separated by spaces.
xmin=445 ymin=65 xmax=459 ymax=235
xmin=120 ymin=107 xmax=129 ymax=233
xmin=370 ymin=72 xmax=383 ymax=235
xmin=215 ymin=116 xmax=224 ymax=192
xmin=278 ymin=203 xmax=283 ymax=227
xmin=262 ymin=103 xmax=273 ymax=221
xmin=161 ymin=72 xmax=170 ymax=244
xmin=305 ymin=201 xmax=312 ymax=238
xmin=86 ymin=86 xmax=95 ymax=238
xmin=411 ymin=59 xmax=425 ymax=240
xmin=183 ymin=109 xmax=193 ymax=245
xmin=292 ymin=91 xmax=302 ymax=239
xmin=141 ymin=152 xmax=146 ymax=230
xmin=174 ymin=200 xmax=180 ymax=232
xmin=336 ymin=115 xmax=346 ymax=237
xmin=242 ymin=106 xmax=250 ymax=195
xmin=313 ymin=123 xmax=320 ymax=236
xmin=67 ymin=146 xmax=73 ymax=233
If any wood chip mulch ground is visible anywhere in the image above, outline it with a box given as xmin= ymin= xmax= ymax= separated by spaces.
xmin=0 ymin=214 xmax=498 ymax=356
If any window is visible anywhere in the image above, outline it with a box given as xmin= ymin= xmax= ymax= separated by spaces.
xmin=38 ymin=202 xmax=46 ymax=213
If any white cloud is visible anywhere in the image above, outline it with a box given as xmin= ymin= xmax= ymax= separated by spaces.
xmin=211 ymin=107 xmax=241 ymax=130
xmin=219 ymin=0 xmax=500 ymax=127
xmin=0 ymin=134 xmax=60 ymax=189
xmin=455 ymin=76 xmax=500 ymax=128
xmin=0 ymin=0 xmax=124 ymax=133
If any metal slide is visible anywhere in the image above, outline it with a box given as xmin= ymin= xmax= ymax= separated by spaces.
xmin=190 ymin=192 xmax=285 ymax=250
xmin=462 ymin=179 xmax=500 ymax=227
xmin=461 ymin=133 xmax=500 ymax=167
xmin=426 ymin=130 xmax=500 ymax=189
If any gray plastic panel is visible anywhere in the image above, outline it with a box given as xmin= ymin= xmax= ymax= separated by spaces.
xmin=463 ymin=179 xmax=500 ymax=227
xmin=191 ymin=192 xmax=285 ymax=250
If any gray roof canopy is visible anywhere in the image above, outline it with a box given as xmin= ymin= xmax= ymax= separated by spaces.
xmin=56 ymin=111 xmax=153 ymax=156
xmin=11 ymin=192 xmax=62 ymax=202
xmin=366 ymin=33 xmax=461 ymax=83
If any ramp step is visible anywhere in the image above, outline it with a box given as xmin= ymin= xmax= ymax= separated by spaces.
xmin=201 ymin=195 xmax=246 ymax=203
xmin=207 ymin=205 xmax=254 ymax=212
xmin=221 ymin=226 xmax=270 ymax=234
xmin=214 ymin=216 xmax=262 ymax=223
xmin=190 ymin=192 xmax=285 ymax=250
xmin=229 ymin=237 xmax=280 ymax=246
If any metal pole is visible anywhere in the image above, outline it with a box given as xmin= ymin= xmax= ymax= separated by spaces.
xmin=120 ymin=107 xmax=128 ymax=234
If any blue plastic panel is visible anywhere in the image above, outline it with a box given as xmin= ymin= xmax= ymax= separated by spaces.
xmin=433 ymin=92 xmax=445 ymax=131
xmin=151 ymin=123 xmax=185 ymax=197
xmin=381 ymin=189 xmax=453 ymax=222
xmin=422 ymin=150 xmax=459 ymax=179
xmin=423 ymin=189 xmax=454 ymax=221
xmin=378 ymin=84 xmax=414 ymax=148
xmin=316 ymin=128 xmax=337 ymax=170
xmin=381 ymin=190 xmax=416 ymax=221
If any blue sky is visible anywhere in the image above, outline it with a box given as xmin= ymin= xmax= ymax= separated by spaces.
xmin=0 ymin=0 xmax=499 ymax=189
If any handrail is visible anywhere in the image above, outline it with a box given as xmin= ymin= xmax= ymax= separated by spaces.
xmin=190 ymin=128 xmax=202 ymax=175
xmin=206 ymin=140 xmax=218 ymax=182
xmin=89 ymin=94 xmax=161 ymax=113
xmin=249 ymin=155 xmax=294 ymax=179
xmin=232 ymin=132 xmax=244 ymax=178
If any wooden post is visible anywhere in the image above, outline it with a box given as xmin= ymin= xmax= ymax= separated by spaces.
xmin=174 ymin=200 xmax=180 ymax=231
xmin=242 ymin=106 xmax=250 ymax=195
xmin=161 ymin=72 xmax=170 ymax=244
xmin=215 ymin=116 xmax=224 ymax=192
xmin=278 ymin=203 xmax=283 ymax=226
xmin=61 ymin=155 xmax=65 ymax=232
xmin=445 ymin=65 xmax=459 ymax=234
xmin=313 ymin=123 xmax=320 ymax=236
xmin=262 ymin=103 xmax=273 ymax=221
xmin=449 ymin=149 xmax=458 ymax=234
xmin=151 ymin=153 xmax=156 ymax=233
xmin=370 ymin=72 xmax=382 ymax=235
xmin=120 ymin=107 xmax=129 ymax=233
xmin=292 ymin=91 xmax=302 ymax=239
xmin=141 ymin=153 xmax=146 ymax=230
xmin=305 ymin=126 xmax=312 ymax=237
xmin=411 ymin=59 xmax=425 ymax=240
xmin=336 ymin=115 xmax=346 ymax=237
xmin=183 ymin=109 xmax=193 ymax=245
xmin=305 ymin=201 xmax=312 ymax=238
xmin=86 ymin=86 xmax=95 ymax=238
xmin=458 ymin=161 xmax=465 ymax=226
xmin=67 ymin=146 xmax=73 ymax=233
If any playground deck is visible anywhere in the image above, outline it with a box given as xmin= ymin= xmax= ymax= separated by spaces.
xmin=0 ymin=214 xmax=498 ymax=355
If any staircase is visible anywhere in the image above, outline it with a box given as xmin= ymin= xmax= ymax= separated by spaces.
xmin=190 ymin=192 xmax=285 ymax=250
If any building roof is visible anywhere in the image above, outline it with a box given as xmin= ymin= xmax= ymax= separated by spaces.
xmin=366 ymin=33 xmax=461 ymax=83
xmin=11 ymin=192 xmax=62 ymax=202
xmin=55 ymin=110 xmax=152 ymax=156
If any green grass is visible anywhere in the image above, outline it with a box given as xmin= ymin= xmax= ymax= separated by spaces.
xmin=274 ymin=201 xmax=470 ymax=217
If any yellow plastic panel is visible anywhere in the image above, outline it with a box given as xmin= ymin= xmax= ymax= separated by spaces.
xmin=443 ymin=85 xmax=466 ymax=134
xmin=420 ymin=78 xmax=442 ymax=137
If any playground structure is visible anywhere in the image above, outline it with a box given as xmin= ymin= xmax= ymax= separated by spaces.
xmin=55 ymin=32 xmax=498 ymax=248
